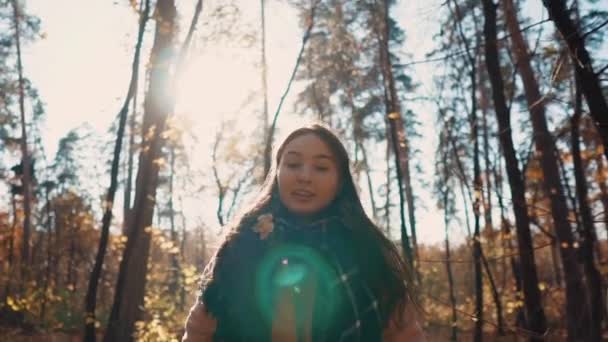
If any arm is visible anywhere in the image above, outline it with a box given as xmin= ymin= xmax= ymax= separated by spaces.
xmin=182 ymin=301 xmax=217 ymax=342
xmin=382 ymin=303 xmax=426 ymax=342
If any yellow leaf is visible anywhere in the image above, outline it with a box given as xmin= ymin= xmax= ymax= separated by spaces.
xmin=7 ymin=296 xmax=19 ymax=311
xmin=153 ymin=158 xmax=166 ymax=167
xmin=387 ymin=112 xmax=400 ymax=120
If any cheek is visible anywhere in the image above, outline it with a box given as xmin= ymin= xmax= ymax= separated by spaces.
xmin=277 ymin=168 xmax=294 ymax=195
xmin=277 ymin=167 xmax=289 ymax=186
xmin=321 ymin=173 xmax=340 ymax=199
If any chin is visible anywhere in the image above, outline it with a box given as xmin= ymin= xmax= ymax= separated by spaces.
xmin=287 ymin=205 xmax=319 ymax=216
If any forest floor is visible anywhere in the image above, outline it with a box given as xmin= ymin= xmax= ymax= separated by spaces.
xmin=0 ymin=329 xmax=574 ymax=342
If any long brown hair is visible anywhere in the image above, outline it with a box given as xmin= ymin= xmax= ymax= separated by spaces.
xmin=237 ymin=123 xmax=360 ymax=225
xmin=202 ymin=123 xmax=413 ymax=337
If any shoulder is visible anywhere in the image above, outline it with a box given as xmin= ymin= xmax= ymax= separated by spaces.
xmin=200 ymin=213 xmax=270 ymax=298
xmin=182 ymin=301 xmax=217 ymax=342
xmin=214 ymin=215 xmax=264 ymax=260
xmin=382 ymin=301 xmax=427 ymax=342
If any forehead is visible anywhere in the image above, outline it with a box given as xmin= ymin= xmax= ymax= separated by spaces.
xmin=282 ymin=133 xmax=335 ymax=159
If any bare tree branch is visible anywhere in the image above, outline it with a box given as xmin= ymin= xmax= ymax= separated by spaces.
xmin=263 ymin=0 xmax=320 ymax=176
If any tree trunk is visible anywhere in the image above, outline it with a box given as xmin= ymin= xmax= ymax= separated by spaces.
xmin=359 ymin=142 xmax=378 ymax=222
xmin=441 ymin=142 xmax=458 ymax=342
xmin=11 ymin=0 xmax=33 ymax=269
xmin=168 ymin=147 xmax=181 ymax=301
xmin=480 ymin=70 xmax=495 ymax=237
xmin=179 ymin=209 xmax=187 ymax=308
xmin=103 ymin=1 xmax=176 ymax=340
xmin=542 ymin=0 xmax=608 ymax=161
xmin=480 ymin=0 xmax=547 ymax=339
xmin=122 ymin=0 xmax=144 ymax=238
xmin=260 ymin=0 xmax=270 ymax=177
xmin=571 ymin=73 xmax=603 ymax=341
xmin=480 ymin=68 xmax=507 ymax=334
xmin=54 ymin=206 xmax=62 ymax=290
xmin=403 ymin=143 xmax=418 ymax=264
xmin=444 ymin=222 xmax=458 ymax=342
xmin=376 ymin=0 xmax=413 ymax=267
xmin=212 ymin=127 xmax=227 ymax=226
xmin=459 ymin=181 xmax=473 ymax=238
xmin=40 ymin=185 xmax=53 ymax=320
xmin=348 ymin=86 xmax=378 ymax=222
xmin=83 ymin=1 xmax=150 ymax=340
xmin=503 ymin=0 xmax=590 ymax=339
xmin=123 ymin=83 xmax=138 ymax=236
xmin=444 ymin=0 xmax=485 ymax=333
xmin=196 ymin=224 xmax=208 ymax=271
xmin=494 ymin=159 xmax=527 ymax=328
xmin=263 ymin=3 xmax=317 ymax=178
xmin=549 ymin=237 xmax=563 ymax=287
xmin=596 ymin=155 xmax=608 ymax=242
xmin=384 ymin=128 xmax=392 ymax=236
xmin=480 ymin=248 xmax=505 ymax=335
xmin=2 ymin=195 xmax=18 ymax=304
xmin=67 ymin=226 xmax=77 ymax=295
xmin=556 ymin=146 xmax=581 ymax=232
xmin=471 ymin=71 xmax=484 ymax=342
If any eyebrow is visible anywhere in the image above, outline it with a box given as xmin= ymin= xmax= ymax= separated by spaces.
xmin=285 ymin=151 xmax=334 ymax=160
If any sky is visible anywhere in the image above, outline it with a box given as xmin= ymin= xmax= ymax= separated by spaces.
xmin=18 ymin=0 xmax=559 ymax=245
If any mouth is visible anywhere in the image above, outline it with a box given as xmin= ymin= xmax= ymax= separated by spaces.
xmin=292 ymin=190 xmax=315 ymax=200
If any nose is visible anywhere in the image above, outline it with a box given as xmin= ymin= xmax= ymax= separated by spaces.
xmin=296 ymin=165 xmax=312 ymax=183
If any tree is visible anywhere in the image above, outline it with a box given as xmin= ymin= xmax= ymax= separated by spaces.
xmin=445 ymin=1 xmax=485 ymax=337
xmin=570 ymin=72 xmax=603 ymax=341
xmin=83 ymin=0 xmax=151 ymax=340
xmin=104 ymin=0 xmax=178 ymax=340
xmin=372 ymin=0 xmax=414 ymax=268
xmin=502 ymin=0 xmax=590 ymax=339
xmin=104 ymin=0 xmax=204 ymax=339
xmin=263 ymin=0 xmax=317 ymax=178
xmin=291 ymin=0 xmax=421 ymax=248
xmin=211 ymin=121 xmax=256 ymax=227
xmin=480 ymin=0 xmax=547 ymax=339
xmin=38 ymin=179 xmax=55 ymax=322
xmin=437 ymin=122 xmax=459 ymax=341
xmin=542 ymin=0 xmax=608 ymax=162
xmin=10 ymin=0 xmax=33 ymax=269
xmin=260 ymin=0 xmax=269 ymax=180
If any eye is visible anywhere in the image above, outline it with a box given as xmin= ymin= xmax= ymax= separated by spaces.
xmin=286 ymin=163 xmax=301 ymax=169
xmin=315 ymin=165 xmax=329 ymax=171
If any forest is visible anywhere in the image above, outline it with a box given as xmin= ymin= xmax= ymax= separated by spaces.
xmin=0 ymin=0 xmax=607 ymax=341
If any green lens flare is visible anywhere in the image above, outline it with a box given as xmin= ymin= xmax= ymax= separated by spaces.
xmin=254 ymin=243 xmax=343 ymax=329
xmin=273 ymin=262 xmax=307 ymax=287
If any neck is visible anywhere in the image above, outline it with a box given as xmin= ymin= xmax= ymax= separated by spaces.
xmin=276 ymin=202 xmax=337 ymax=225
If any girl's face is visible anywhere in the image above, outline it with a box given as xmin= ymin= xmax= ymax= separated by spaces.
xmin=277 ymin=133 xmax=340 ymax=216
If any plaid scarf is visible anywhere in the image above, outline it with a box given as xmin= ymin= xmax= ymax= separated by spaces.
xmin=201 ymin=206 xmax=385 ymax=341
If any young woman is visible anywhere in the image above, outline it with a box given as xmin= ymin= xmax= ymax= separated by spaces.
xmin=182 ymin=123 xmax=425 ymax=341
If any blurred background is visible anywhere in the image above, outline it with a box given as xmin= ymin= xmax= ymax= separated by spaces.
xmin=0 ymin=0 xmax=607 ymax=340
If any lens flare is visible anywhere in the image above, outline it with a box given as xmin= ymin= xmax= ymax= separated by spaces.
xmin=254 ymin=243 xmax=343 ymax=329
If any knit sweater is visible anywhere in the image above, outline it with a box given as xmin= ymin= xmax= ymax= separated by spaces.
xmin=182 ymin=208 xmax=426 ymax=341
